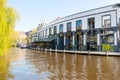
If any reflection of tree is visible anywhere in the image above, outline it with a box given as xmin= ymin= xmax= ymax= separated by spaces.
xmin=0 ymin=55 xmax=14 ymax=80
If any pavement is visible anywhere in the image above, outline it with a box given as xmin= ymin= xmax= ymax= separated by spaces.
xmin=32 ymin=48 xmax=120 ymax=57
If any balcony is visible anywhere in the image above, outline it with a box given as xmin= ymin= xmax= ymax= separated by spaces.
xmin=101 ymin=31 xmax=113 ymax=36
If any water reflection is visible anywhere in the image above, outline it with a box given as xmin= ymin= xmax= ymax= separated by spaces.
xmin=0 ymin=54 xmax=13 ymax=80
xmin=1 ymin=48 xmax=120 ymax=80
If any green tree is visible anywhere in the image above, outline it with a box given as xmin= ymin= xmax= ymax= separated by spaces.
xmin=102 ymin=44 xmax=110 ymax=51
xmin=0 ymin=0 xmax=18 ymax=55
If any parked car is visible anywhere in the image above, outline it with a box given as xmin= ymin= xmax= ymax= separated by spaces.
xmin=20 ymin=45 xmax=27 ymax=49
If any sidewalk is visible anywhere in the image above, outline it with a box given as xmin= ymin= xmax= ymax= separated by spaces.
xmin=32 ymin=48 xmax=120 ymax=57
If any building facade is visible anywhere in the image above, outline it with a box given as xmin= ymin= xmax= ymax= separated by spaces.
xmin=33 ymin=4 xmax=120 ymax=52
xmin=16 ymin=31 xmax=27 ymax=47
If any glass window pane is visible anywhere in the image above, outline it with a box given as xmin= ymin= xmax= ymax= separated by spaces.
xmin=59 ymin=24 xmax=63 ymax=32
xmin=67 ymin=22 xmax=71 ymax=28
xmin=76 ymin=20 xmax=82 ymax=27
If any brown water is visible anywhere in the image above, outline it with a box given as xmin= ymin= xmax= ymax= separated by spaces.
xmin=0 ymin=48 xmax=120 ymax=80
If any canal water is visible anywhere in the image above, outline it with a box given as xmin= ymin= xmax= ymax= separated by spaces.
xmin=0 ymin=48 xmax=120 ymax=80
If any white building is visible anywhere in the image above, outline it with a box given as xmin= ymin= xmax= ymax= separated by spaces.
xmin=34 ymin=4 xmax=120 ymax=52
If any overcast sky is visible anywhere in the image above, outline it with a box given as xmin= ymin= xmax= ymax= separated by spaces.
xmin=8 ymin=0 xmax=120 ymax=32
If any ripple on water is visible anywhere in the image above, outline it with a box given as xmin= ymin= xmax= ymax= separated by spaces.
xmin=5 ymin=48 xmax=120 ymax=80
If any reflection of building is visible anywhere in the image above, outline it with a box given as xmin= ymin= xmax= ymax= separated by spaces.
xmin=32 ymin=4 xmax=120 ymax=52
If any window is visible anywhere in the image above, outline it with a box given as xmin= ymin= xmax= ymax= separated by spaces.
xmin=76 ymin=20 xmax=82 ymax=27
xmin=49 ymin=28 xmax=52 ymax=35
xmin=67 ymin=22 xmax=72 ymax=31
xmin=104 ymin=19 xmax=110 ymax=28
xmin=102 ymin=15 xmax=111 ymax=28
xmin=54 ymin=26 xmax=57 ymax=34
xmin=67 ymin=22 xmax=71 ymax=28
xmin=88 ymin=18 xmax=95 ymax=29
xmin=108 ymin=35 xmax=113 ymax=43
xmin=59 ymin=24 xmax=63 ymax=32
xmin=76 ymin=20 xmax=82 ymax=30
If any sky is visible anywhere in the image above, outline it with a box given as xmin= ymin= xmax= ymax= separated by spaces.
xmin=8 ymin=0 xmax=120 ymax=32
